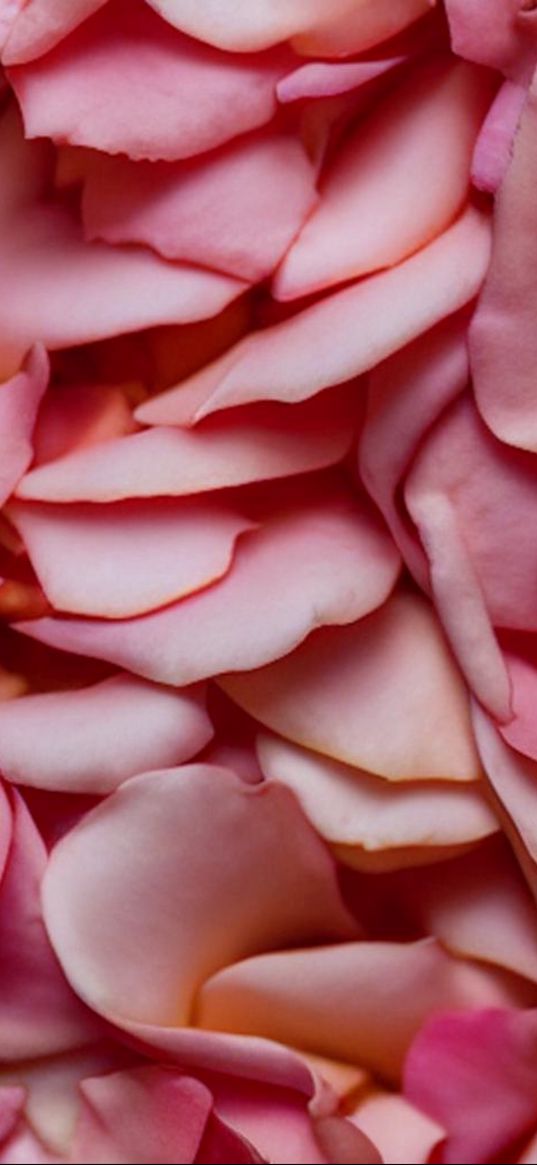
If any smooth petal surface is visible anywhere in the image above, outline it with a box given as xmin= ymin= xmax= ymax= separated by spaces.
xmin=444 ymin=0 xmax=537 ymax=80
xmin=16 ymin=492 xmax=399 ymax=685
xmin=221 ymin=592 xmax=481 ymax=782
xmin=0 ymin=346 xmax=48 ymax=506
xmin=32 ymin=382 xmax=136 ymax=466
xmin=82 ymin=132 xmax=317 ymax=283
xmin=0 ymin=674 xmax=212 ymax=793
xmin=42 ymin=766 xmax=355 ymax=1026
xmin=277 ymin=57 xmax=406 ymax=103
xmin=8 ymin=499 xmax=252 ymax=617
xmin=350 ymin=1093 xmax=444 ymax=1165
xmin=471 ymin=79 xmax=526 ymax=192
xmin=501 ymin=651 xmax=537 ymax=761
xmin=17 ymin=388 xmax=357 ymax=503
xmin=190 ymin=207 xmax=491 ymax=414
xmin=274 ymin=62 xmax=492 ymax=299
xmin=1 ymin=0 xmax=107 ymax=64
xmin=9 ymin=0 xmax=291 ymax=161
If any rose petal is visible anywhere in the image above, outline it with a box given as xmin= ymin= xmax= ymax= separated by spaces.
xmin=16 ymin=490 xmax=400 ymax=685
xmin=8 ymin=499 xmax=252 ymax=617
xmin=501 ymin=650 xmax=537 ymax=761
xmin=8 ymin=0 xmax=292 ymax=162
xmin=277 ymin=57 xmax=406 ymax=103
xmin=471 ymin=79 xmax=526 ymax=192
xmin=33 ymin=382 xmax=136 ymax=466
xmin=0 ymin=674 xmax=212 ymax=793
xmin=0 ymin=346 xmax=48 ymax=505
xmin=349 ymin=1093 xmax=444 ymax=1165
xmin=1 ymin=0 xmax=107 ymax=64
xmin=221 ymin=591 xmax=481 ymax=782
xmin=444 ymin=0 xmax=537 ymax=80
xmin=274 ymin=61 xmax=493 ymax=300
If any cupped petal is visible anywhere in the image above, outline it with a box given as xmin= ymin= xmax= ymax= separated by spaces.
xmin=221 ymin=591 xmax=481 ymax=782
xmin=0 ymin=346 xmax=48 ymax=505
xmin=7 ymin=499 xmax=252 ymax=617
xmin=405 ymin=1009 xmax=537 ymax=1164
xmin=190 ymin=206 xmax=491 ymax=415
xmin=82 ymin=131 xmax=317 ymax=283
xmin=274 ymin=61 xmax=493 ymax=300
xmin=0 ymin=674 xmax=212 ymax=793
xmin=257 ymin=733 xmax=497 ymax=864
xmin=17 ymin=388 xmax=358 ymax=503
xmin=16 ymin=490 xmax=400 ymax=686
xmin=198 ymin=937 xmax=527 ymax=1085
xmin=42 ymin=766 xmax=355 ymax=1029
xmin=8 ymin=0 xmax=291 ymax=162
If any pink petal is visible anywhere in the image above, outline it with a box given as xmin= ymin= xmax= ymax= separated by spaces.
xmin=444 ymin=0 xmax=537 ymax=80
xmin=404 ymin=1009 xmax=537 ymax=1163
xmin=274 ymin=61 xmax=493 ymax=300
xmin=221 ymin=591 xmax=481 ymax=782
xmin=198 ymin=937 xmax=526 ymax=1085
xmin=0 ymin=108 xmax=243 ymax=367
xmin=277 ymin=57 xmax=406 ymax=103
xmin=203 ymin=1080 xmax=327 ymax=1165
xmin=16 ymin=490 xmax=399 ymax=685
xmin=191 ymin=206 xmax=491 ymax=415
xmin=0 ymin=1088 xmax=24 ymax=1144
xmin=1 ymin=0 xmax=106 ymax=64
xmin=42 ymin=766 xmax=354 ymax=1029
xmin=470 ymin=69 xmax=537 ymax=448
xmin=0 ymin=346 xmax=48 ymax=506
xmin=472 ymin=79 xmax=526 ymax=192
xmin=33 ymin=383 xmax=136 ymax=466
xmin=8 ymin=499 xmax=252 ymax=617
xmin=82 ymin=131 xmax=317 ymax=283
xmin=349 ymin=1093 xmax=444 ymax=1165
xmin=17 ymin=388 xmax=358 ymax=503
xmin=0 ymin=674 xmax=212 ymax=793
xmin=9 ymin=0 xmax=292 ymax=162
xmin=501 ymin=651 xmax=537 ymax=761
xmin=257 ymin=733 xmax=497 ymax=865
xmin=291 ymin=0 xmax=435 ymax=58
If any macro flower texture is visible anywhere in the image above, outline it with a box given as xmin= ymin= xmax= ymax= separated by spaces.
xmin=3 ymin=0 xmax=537 ymax=1162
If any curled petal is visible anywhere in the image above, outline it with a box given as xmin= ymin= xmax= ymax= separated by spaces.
xmin=472 ymin=79 xmax=526 ymax=192
xmin=1 ymin=0 xmax=107 ymax=64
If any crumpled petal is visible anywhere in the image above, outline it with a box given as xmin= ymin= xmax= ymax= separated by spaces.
xmin=81 ymin=131 xmax=317 ymax=283
xmin=7 ymin=499 xmax=252 ymax=617
xmin=16 ymin=490 xmax=399 ymax=686
xmin=17 ymin=388 xmax=358 ymax=503
xmin=8 ymin=0 xmax=292 ymax=162
xmin=0 ymin=346 xmax=48 ymax=504
xmin=221 ymin=591 xmax=481 ymax=782
xmin=0 ymin=674 xmax=212 ymax=793
xmin=274 ymin=61 xmax=493 ymax=300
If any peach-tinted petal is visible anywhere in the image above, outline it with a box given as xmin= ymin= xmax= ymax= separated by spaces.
xmin=33 ymin=383 xmax=136 ymax=466
xmin=291 ymin=0 xmax=435 ymax=58
xmin=16 ymin=492 xmax=399 ymax=685
xmin=0 ymin=109 xmax=243 ymax=369
xmin=0 ymin=674 xmax=212 ymax=793
xmin=1 ymin=0 xmax=106 ymax=64
xmin=470 ymin=71 xmax=537 ymax=449
xmin=8 ymin=499 xmax=252 ymax=617
xmin=9 ymin=0 xmax=291 ymax=162
xmin=445 ymin=0 xmax=537 ymax=80
xmin=350 ymin=1093 xmax=444 ymax=1165
xmin=17 ymin=388 xmax=357 ymax=503
xmin=198 ymin=937 xmax=526 ymax=1085
xmin=274 ymin=62 xmax=493 ymax=300
xmin=221 ymin=592 xmax=481 ymax=782
xmin=82 ymin=132 xmax=317 ymax=283
xmin=405 ymin=1009 xmax=537 ymax=1164
xmin=472 ymin=79 xmax=526 ymax=192
xmin=191 ymin=206 xmax=491 ymax=415
xmin=42 ymin=766 xmax=355 ymax=1029
xmin=0 ymin=346 xmax=48 ymax=506
xmin=257 ymin=733 xmax=497 ymax=864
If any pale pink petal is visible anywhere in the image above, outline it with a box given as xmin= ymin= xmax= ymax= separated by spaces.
xmin=0 ymin=109 xmax=243 ymax=370
xmin=221 ymin=592 xmax=481 ymax=782
xmin=313 ymin=1118 xmax=382 ymax=1165
xmin=274 ymin=62 xmax=493 ymax=300
xmin=9 ymin=0 xmax=291 ymax=162
xmin=42 ymin=766 xmax=355 ymax=1029
xmin=0 ymin=674 xmax=212 ymax=793
xmin=404 ymin=1009 xmax=537 ymax=1163
xmin=277 ymin=57 xmax=406 ymax=103
xmin=191 ymin=207 xmax=491 ymax=415
xmin=82 ymin=132 xmax=317 ymax=283
xmin=17 ymin=388 xmax=358 ymax=503
xmin=349 ymin=1093 xmax=444 ymax=1165
xmin=33 ymin=383 xmax=136 ymax=466
xmin=472 ymin=79 xmax=526 ymax=192
xmin=0 ymin=789 xmax=99 ymax=1059
xmin=0 ymin=346 xmax=48 ymax=506
xmin=444 ymin=0 xmax=537 ymax=80
xmin=257 ymin=733 xmax=497 ymax=865
xmin=8 ymin=499 xmax=252 ymax=617
xmin=198 ymin=938 xmax=526 ymax=1085
xmin=470 ymin=70 xmax=537 ymax=448
xmin=1 ymin=0 xmax=106 ymax=64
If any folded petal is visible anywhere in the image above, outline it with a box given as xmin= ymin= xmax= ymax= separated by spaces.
xmin=221 ymin=591 xmax=481 ymax=782
xmin=8 ymin=499 xmax=252 ymax=617
xmin=349 ymin=1093 xmax=444 ymax=1165
xmin=274 ymin=61 xmax=493 ymax=300
xmin=471 ymin=79 xmax=526 ymax=192
xmin=9 ymin=0 xmax=291 ymax=162
xmin=17 ymin=388 xmax=358 ymax=503
xmin=0 ymin=674 xmax=212 ymax=793
xmin=1 ymin=0 xmax=107 ymax=64
xmin=444 ymin=0 xmax=537 ymax=80
xmin=82 ymin=131 xmax=317 ymax=283
xmin=191 ymin=207 xmax=491 ymax=414
xmin=16 ymin=491 xmax=399 ymax=685
xmin=0 ymin=346 xmax=48 ymax=505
